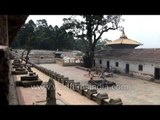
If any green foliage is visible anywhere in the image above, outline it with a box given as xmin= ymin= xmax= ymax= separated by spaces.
xmin=12 ymin=20 xmax=36 ymax=48
xmin=76 ymin=52 xmax=83 ymax=56
xmin=63 ymin=15 xmax=122 ymax=68
xmin=11 ymin=19 xmax=77 ymax=51
xmin=95 ymin=39 xmax=111 ymax=51
xmin=11 ymin=16 xmax=123 ymax=68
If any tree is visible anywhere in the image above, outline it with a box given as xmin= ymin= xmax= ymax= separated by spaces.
xmin=95 ymin=39 xmax=111 ymax=51
xmin=24 ymin=37 xmax=32 ymax=65
xmin=12 ymin=19 xmax=77 ymax=51
xmin=73 ymin=38 xmax=88 ymax=53
xmin=12 ymin=19 xmax=36 ymax=49
xmin=20 ymin=20 xmax=36 ymax=64
xmin=63 ymin=15 xmax=123 ymax=68
xmin=20 ymin=36 xmax=32 ymax=64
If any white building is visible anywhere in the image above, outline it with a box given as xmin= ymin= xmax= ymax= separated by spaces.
xmin=94 ymin=32 xmax=160 ymax=81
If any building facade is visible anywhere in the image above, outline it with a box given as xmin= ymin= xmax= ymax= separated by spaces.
xmin=95 ymin=32 xmax=160 ymax=81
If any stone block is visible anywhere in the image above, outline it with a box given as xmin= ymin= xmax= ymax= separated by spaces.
xmin=93 ymin=93 xmax=109 ymax=104
xmin=21 ymin=75 xmax=38 ymax=81
xmin=72 ymin=82 xmax=80 ymax=91
xmin=15 ymin=81 xmax=23 ymax=86
xmin=27 ymin=67 xmax=33 ymax=72
xmin=57 ymin=75 xmax=64 ymax=83
xmin=22 ymin=80 xmax=43 ymax=87
xmin=77 ymin=85 xmax=88 ymax=95
xmin=15 ymin=68 xmax=26 ymax=71
xmin=61 ymin=77 xmax=69 ymax=85
xmin=74 ymin=83 xmax=81 ymax=92
xmin=11 ymin=71 xmax=28 ymax=75
xmin=108 ymin=98 xmax=123 ymax=105
xmin=102 ymin=98 xmax=123 ymax=105
xmin=29 ymin=72 xmax=36 ymax=76
xmin=84 ymin=89 xmax=97 ymax=99
xmin=55 ymin=74 xmax=61 ymax=81
xmin=66 ymin=80 xmax=74 ymax=88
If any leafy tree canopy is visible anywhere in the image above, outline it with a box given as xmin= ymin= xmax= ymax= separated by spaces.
xmin=63 ymin=15 xmax=123 ymax=67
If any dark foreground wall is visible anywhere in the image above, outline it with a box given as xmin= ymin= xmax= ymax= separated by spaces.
xmin=0 ymin=46 xmax=9 ymax=105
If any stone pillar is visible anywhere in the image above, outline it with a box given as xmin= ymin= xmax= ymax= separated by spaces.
xmin=0 ymin=15 xmax=9 ymax=46
xmin=0 ymin=46 xmax=9 ymax=105
xmin=46 ymin=78 xmax=56 ymax=105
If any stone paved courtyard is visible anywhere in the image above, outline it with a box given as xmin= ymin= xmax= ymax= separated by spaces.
xmin=39 ymin=63 xmax=160 ymax=105
xmin=13 ymin=67 xmax=97 ymax=105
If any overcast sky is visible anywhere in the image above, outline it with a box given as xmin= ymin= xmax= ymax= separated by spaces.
xmin=26 ymin=15 xmax=160 ymax=48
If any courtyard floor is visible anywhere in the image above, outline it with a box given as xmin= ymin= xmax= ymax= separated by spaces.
xmin=39 ymin=63 xmax=160 ymax=105
xmin=13 ymin=66 xmax=97 ymax=105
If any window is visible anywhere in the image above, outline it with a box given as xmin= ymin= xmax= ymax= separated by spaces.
xmin=115 ymin=62 xmax=119 ymax=67
xmin=138 ymin=65 xmax=143 ymax=71
xmin=99 ymin=60 xmax=102 ymax=64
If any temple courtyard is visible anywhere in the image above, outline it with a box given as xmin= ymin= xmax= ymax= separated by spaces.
xmin=10 ymin=62 xmax=160 ymax=105
xmin=37 ymin=63 xmax=160 ymax=105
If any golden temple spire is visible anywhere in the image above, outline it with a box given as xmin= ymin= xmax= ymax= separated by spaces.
xmin=120 ymin=27 xmax=127 ymax=39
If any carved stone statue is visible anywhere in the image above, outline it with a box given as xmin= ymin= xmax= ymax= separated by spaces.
xmin=46 ymin=78 xmax=56 ymax=105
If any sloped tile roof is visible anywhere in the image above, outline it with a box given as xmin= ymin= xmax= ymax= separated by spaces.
xmin=95 ymin=48 xmax=160 ymax=63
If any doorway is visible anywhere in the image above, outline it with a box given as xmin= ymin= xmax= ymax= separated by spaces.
xmin=126 ymin=64 xmax=129 ymax=74
xmin=154 ymin=68 xmax=160 ymax=80
xmin=106 ymin=61 xmax=110 ymax=69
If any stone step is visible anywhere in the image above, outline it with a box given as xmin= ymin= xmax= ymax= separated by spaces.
xmin=22 ymin=80 xmax=43 ymax=87
xmin=12 ymin=71 xmax=28 ymax=75
xmin=21 ymin=75 xmax=38 ymax=81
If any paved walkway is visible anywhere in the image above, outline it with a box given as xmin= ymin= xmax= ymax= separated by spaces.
xmin=32 ymin=67 xmax=97 ymax=105
xmin=14 ymin=67 xmax=97 ymax=105
xmin=39 ymin=64 xmax=160 ymax=105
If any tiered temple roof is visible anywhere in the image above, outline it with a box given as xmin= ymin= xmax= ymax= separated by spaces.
xmin=107 ymin=29 xmax=143 ymax=49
